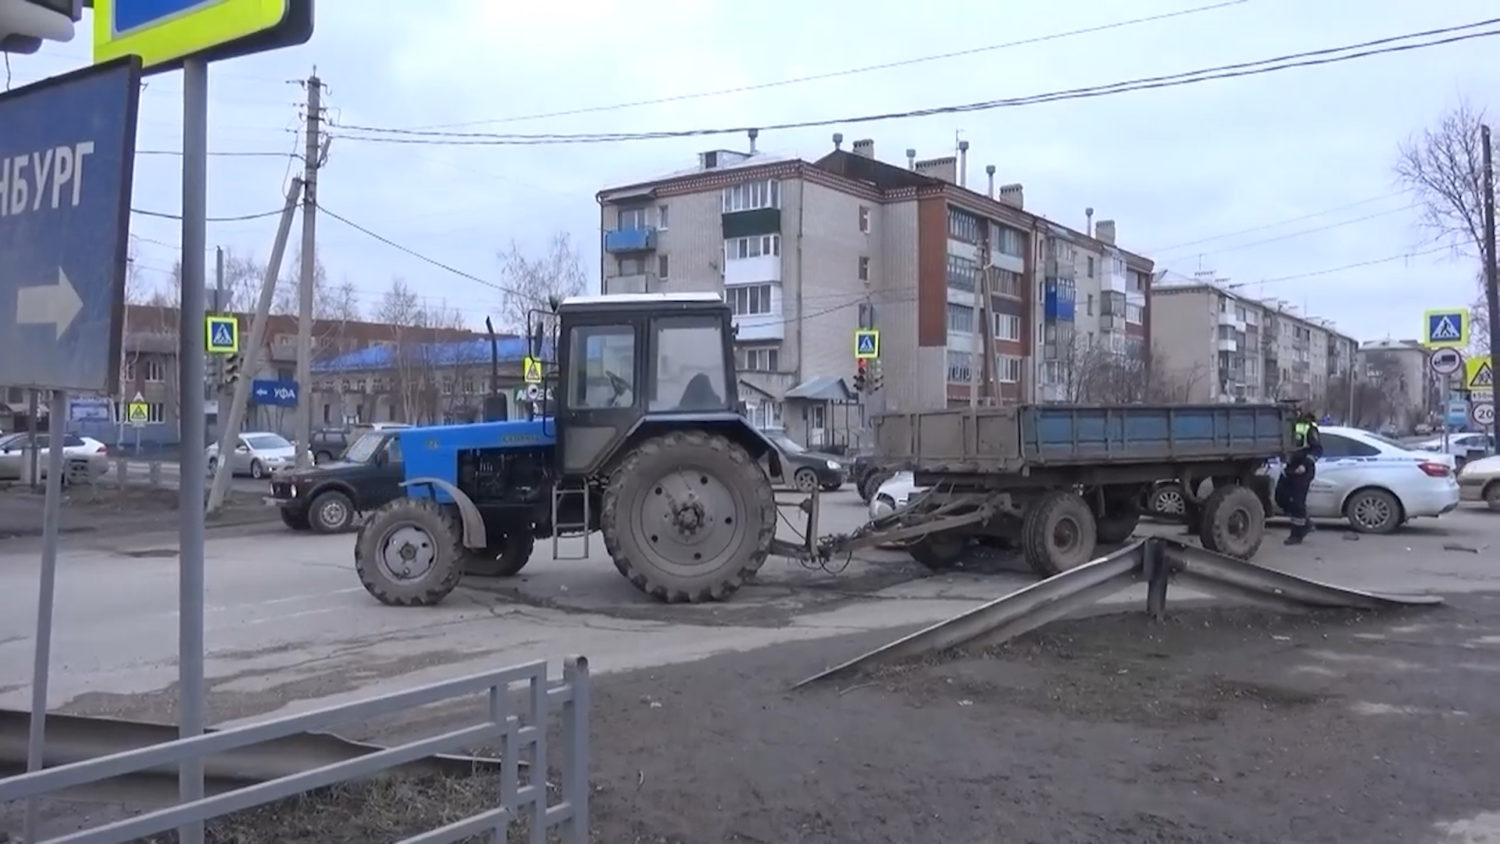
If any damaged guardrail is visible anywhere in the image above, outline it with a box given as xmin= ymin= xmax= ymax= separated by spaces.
xmin=794 ymin=537 xmax=1442 ymax=689
xmin=0 ymin=657 xmax=590 ymax=844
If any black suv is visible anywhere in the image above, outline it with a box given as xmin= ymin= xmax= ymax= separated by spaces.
xmin=269 ymin=429 xmax=405 ymax=532
xmin=307 ymin=422 xmax=411 ymax=464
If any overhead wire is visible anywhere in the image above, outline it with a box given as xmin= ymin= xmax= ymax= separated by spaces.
xmin=330 ymin=19 xmax=1500 ymax=147
xmin=406 ymin=0 xmax=1251 ymax=130
xmin=1154 ymin=203 xmax=1423 ymax=259
xmin=130 ymin=206 xmax=288 ymax=223
xmin=1143 ymin=190 xmax=1415 ymax=253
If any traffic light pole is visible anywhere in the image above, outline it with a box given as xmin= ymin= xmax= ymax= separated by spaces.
xmin=206 ymin=177 xmax=302 ymax=515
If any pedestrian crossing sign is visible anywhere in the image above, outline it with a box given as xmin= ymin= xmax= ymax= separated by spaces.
xmin=1466 ymin=356 xmax=1493 ymax=391
xmin=127 ymin=393 xmax=149 ymax=427
xmin=1422 ymin=309 xmax=1468 ymax=349
xmin=205 ymin=315 xmax=240 ymax=354
xmin=522 ymin=356 xmax=543 ymax=384
xmin=854 ymin=329 xmax=880 ymax=360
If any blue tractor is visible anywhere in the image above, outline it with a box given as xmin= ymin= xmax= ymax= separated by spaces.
xmin=353 ymin=293 xmax=801 ymax=605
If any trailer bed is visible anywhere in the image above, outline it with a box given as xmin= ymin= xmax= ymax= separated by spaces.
xmin=875 ymin=403 xmax=1292 ymax=474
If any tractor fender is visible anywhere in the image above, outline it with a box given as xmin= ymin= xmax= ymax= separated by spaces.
xmin=401 ymin=476 xmax=488 ymax=550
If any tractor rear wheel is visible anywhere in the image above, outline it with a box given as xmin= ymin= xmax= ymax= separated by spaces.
xmin=354 ymin=498 xmax=465 ymax=606
xmin=601 ymin=431 xmax=775 ymax=603
xmin=464 ymin=530 xmax=536 ymax=578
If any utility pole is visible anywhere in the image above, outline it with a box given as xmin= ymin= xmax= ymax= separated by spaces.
xmin=294 ymin=71 xmax=323 ymax=468
xmin=1482 ymin=123 xmax=1498 ymax=438
xmin=213 ymin=247 xmax=225 ymax=411
xmin=207 ymin=179 xmax=304 ymax=514
xmin=969 ymin=240 xmax=984 ymax=408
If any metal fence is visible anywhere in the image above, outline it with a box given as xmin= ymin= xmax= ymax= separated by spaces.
xmin=0 ymin=657 xmax=590 ymax=844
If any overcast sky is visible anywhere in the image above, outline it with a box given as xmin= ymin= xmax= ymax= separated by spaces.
xmin=8 ymin=0 xmax=1497 ymax=342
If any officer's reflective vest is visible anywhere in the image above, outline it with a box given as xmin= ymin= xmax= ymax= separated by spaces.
xmin=1294 ymin=421 xmax=1311 ymax=447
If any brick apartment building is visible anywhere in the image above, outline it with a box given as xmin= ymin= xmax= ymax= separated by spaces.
xmin=595 ymin=133 xmax=1155 ymax=444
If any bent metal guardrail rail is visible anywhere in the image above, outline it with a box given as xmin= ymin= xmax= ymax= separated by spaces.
xmin=794 ymin=537 xmax=1444 ymax=688
xmin=0 ymin=657 xmax=590 ymax=844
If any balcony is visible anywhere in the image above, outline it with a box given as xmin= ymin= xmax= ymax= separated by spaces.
xmin=1217 ymin=338 xmax=1238 ymax=352
xmin=1099 ymin=314 xmax=1120 ymax=332
xmin=1044 ymin=258 xmax=1075 ymax=280
xmin=604 ymin=226 xmax=657 ymax=254
xmin=732 ymin=313 xmax=784 ymax=342
xmin=1043 ymin=281 xmax=1075 ymax=322
xmin=1103 ymin=268 xmax=1128 ymax=294
xmin=724 ymin=254 xmax=781 ymax=285
xmin=606 ymin=273 xmax=657 ymax=294
xmin=721 ymin=207 xmax=781 ymax=239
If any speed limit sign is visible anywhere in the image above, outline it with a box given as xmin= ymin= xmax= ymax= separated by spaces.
xmin=1473 ymin=401 xmax=1495 ymax=427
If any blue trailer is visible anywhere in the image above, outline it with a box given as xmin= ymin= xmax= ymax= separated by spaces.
xmin=824 ymin=403 xmax=1295 ymax=576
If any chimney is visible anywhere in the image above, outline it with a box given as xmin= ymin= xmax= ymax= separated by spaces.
xmin=1085 ymin=207 xmax=1094 ymax=237
xmin=957 ymin=139 xmax=970 ymax=188
xmin=851 ymin=138 xmax=874 ymax=158
xmin=906 ymin=148 xmax=917 ymax=170
xmin=747 ymin=128 xmax=759 ymax=155
xmin=914 ymin=156 xmax=958 ymax=184
xmin=997 ymin=182 xmax=1024 ymax=209
xmin=1095 ymin=219 xmax=1116 ymax=244
xmin=985 ymin=165 xmax=996 ymax=198
xmin=832 ymin=132 xmax=843 ymax=151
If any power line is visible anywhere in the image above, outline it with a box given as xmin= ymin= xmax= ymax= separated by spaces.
xmin=407 ymin=0 xmax=1250 ymax=130
xmin=1156 ymin=203 xmax=1423 ymax=259
xmin=1144 ymin=190 xmax=1413 ymax=253
xmin=135 ymin=149 xmax=296 ymax=159
xmin=330 ymin=19 xmax=1500 ymax=147
xmin=131 ymin=206 xmax=288 ymax=223
xmin=1231 ymin=244 xmax=1454 ymax=288
xmin=315 ymin=203 xmax=528 ymax=299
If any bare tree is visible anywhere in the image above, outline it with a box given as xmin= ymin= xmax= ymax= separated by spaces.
xmin=375 ymin=279 xmax=467 ymax=424
xmin=273 ymin=246 xmax=329 ymax=317
xmin=1395 ymin=99 xmax=1496 ymax=352
xmin=1050 ymin=339 xmax=1204 ymax=403
xmin=495 ymin=231 xmax=588 ymax=333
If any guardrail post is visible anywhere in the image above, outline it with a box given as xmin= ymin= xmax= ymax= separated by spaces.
xmin=561 ymin=657 xmax=590 ymax=844
xmin=1142 ymin=538 xmax=1171 ymax=621
xmin=527 ymin=671 xmax=548 ymax=844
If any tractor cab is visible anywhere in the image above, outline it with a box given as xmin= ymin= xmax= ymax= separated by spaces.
xmin=548 ymin=292 xmax=743 ymax=477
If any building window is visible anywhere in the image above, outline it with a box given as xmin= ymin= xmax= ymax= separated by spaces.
xmin=618 ymin=256 xmax=646 ymax=276
xmin=658 ymin=204 xmax=670 ymax=229
xmin=858 ymin=256 xmax=870 ymax=281
xmin=727 ymin=284 xmax=774 ymax=316
xmin=858 ymin=205 xmax=870 ymax=233
xmin=736 ymin=346 xmax=779 ymax=372
xmin=141 ymin=358 xmax=165 ymax=382
xmin=991 ymin=224 xmax=1025 ymax=258
xmin=618 ymin=206 xmax=650 ymax=229
xmin=1086 ymin=256 xmax=1095 ymax=277
xmin=992 ymin=269 xmax=1022 ymax=299
xmin=994 ymin=313 xmax=1021 ymax=342
xmin=1086 ymin=294 xmax=1094 ymax=316
xmin=146 ymin=402 xmax=165 ymax=423
xmin=946 ymin=254 xmax=977 ymax=292
xmin=721 ymin=179 xmax=781 ymax=213
xmin=658 ymin=254 xmax=670 ymax=279
xmin=947 ymin=207 xmax=982 ymax=243
xmin=946 ymin=350 xmax=972 ymax=382
xmin=725 ymin=234 xmax=780 ymax=260
xmin=995 ymin=354 xmax=1023 ymax=383
xmin=1126 ymin=303 xmax=1143 ymax=324
xmin=946 ymin=303 xmax=974 ymax=334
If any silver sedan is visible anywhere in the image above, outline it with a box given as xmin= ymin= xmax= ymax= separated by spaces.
xmin=206 ymin=432 xmax=296 ymax=480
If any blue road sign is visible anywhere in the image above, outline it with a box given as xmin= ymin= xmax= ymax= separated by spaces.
xmin=1445 ymin=398 xmax=1470 ymax=429
xmin=854 ymin=329 xmax=880 ymax=359
xmin=251 ymin=379 xmax=298 ymax=408
xmin=0 ymin=58 xmax=141 ymax=395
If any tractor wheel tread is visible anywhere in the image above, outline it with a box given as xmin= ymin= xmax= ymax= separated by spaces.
xmin=600 ymin=430 xmax=774 ymax=603
xmin=1021 ymin=490 xmax=1098 ymax=577
xmin=1199 ymin=485 xmax=1266 ymax=559
xmin=354 ymin=498 xmax=465 ymax=607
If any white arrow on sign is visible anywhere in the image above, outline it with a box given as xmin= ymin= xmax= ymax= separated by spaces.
xmin=16 ymin=268 xmax=83 ymax=339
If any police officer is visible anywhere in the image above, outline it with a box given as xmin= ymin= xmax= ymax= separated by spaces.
xmin=1275 ymin=409 xmax=1323 ymax=545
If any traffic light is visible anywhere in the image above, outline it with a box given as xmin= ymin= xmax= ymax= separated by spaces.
xmin=853 ymin=359 xmax=868 ymax=393
xmin=871 ymin=360 xmax=884 ymax=393
xmin=224 ymin=354 xmax=243 ymax=386
xmin=0 ymin=0 xmax=80 ymax=54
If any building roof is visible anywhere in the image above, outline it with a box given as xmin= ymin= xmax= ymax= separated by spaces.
xmin=312 ymin=336 xmax=537 ymax=374
xmin=784 ymin=375 xmax=854 ymax=402
xmin=1150 ymin=278 xmax=1360 ymax=344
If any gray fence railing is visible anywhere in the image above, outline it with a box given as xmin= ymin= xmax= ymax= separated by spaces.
xmin=0 ymin=657 xmax=590 ymax=844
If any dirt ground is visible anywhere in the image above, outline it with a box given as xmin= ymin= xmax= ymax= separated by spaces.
xmin=0 ymin=486 xmax=272 ymax=540
xmin=39 ymin=591 xmax=1489 ymax=844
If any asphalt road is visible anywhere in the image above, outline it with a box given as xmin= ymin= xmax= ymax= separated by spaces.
xmin=0 ymin=492 xmax=1494 ymax=727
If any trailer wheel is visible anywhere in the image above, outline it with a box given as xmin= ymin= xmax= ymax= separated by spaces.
xmin=1021 ymin=491 xmax=1098 ymax=577
xmin=354 ymin=498 xmax=465 ymax=606
xmin=907 ymin=533 xmax=969 ymax=570
xmin=1198 ymin=485 xmax=1265 ymax=559
xmin=601 ymin=430 xmax=775 ymax=603
xmin=464 ymin=531 xmax=536 ymax=578
xmin=860 ymin=470 xmax=894 ymax=504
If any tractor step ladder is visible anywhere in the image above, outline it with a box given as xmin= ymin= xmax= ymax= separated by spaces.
xmin=551 ymin=478 xmax=592 ymax=560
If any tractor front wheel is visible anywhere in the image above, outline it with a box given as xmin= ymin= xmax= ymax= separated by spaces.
xmin=464 ymin=530 xmax=537 ymax=578
xmin=601 ymin=431 xmax=775 ymax=603
xmin=354 ymin=498 xmax=465 ymax=606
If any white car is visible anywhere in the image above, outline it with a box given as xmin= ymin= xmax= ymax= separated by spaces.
xmin=206 ymin=431 xmax=296 ymax=480
xmin=0 ymin=432 xmax=109 ymax=481
xmin=1413 ymin=432 xmax=1495 ymax=468
xmin=1457 ymin=454 xmax=1500 ymax=511
xmin=868 ymin=471 xmax=923 ymax=520
xmin=1261 ymin=426 xmax=1460 ymax=534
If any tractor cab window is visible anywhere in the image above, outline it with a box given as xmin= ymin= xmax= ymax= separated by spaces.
xmin=567 ymin=324 xmax=637 ymax=409
xmin=651 ymin=317 xmax=728 ymax=412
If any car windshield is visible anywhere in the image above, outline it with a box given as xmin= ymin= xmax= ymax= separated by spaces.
xmin=245 ymin=434 xmax=292 ymax=450
xmin=767 ymin=432 xmax=805 ymax=454
xmin=0 ymin=433 xmax=24 ymax=449
xmin=342 ymin=432 xmax=384 ymax=463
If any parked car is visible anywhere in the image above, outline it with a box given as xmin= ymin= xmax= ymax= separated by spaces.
xmin=1258 ymin=426 xmax=1460 ymax=534
xmin=760 ymin=429 xmax=847 ymax=492
xmin=868 ymin=471 xmax=922 ymax=520
xmin=268 ymin=430 xmax=405 ymax=532
xmin=0 ymin=432 xmax=109 ymax=481
xmin=206 ymin=431 xmax=295 ymax=480
xmin=1457 ymin=454 xmax=1500 ymax=512
xmin=308 ymin=422 xmax=412 ymax=464
xmin=1412 ymin=432 xmax=1496 ymax=469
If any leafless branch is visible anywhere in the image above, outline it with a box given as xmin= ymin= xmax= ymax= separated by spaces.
xmin=495 ymin=231 xmax=588 ymax=334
